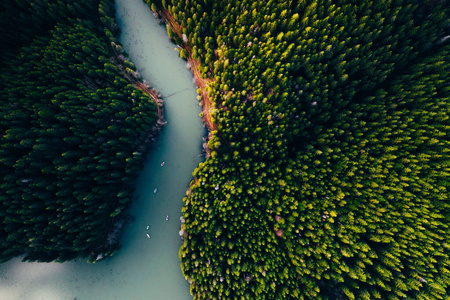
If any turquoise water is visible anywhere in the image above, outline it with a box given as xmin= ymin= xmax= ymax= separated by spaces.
xmin=0 ymin=0 xmax=203 ymax=299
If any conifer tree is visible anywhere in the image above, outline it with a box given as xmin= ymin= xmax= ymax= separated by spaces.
xmin=145 ymin=0 xmax=450 ymax=298
xmin=0 ymin=0 xmax=160 ymax=262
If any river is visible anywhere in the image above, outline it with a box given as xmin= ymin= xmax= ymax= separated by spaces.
xmin=0 ymin=0 xmax=203 ymax=299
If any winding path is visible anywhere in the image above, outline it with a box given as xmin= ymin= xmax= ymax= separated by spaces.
xmin=160 ymin=9 xmax=218 ymax=132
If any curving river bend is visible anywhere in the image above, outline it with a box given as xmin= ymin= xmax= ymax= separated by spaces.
xmin=0 ymin=0 xmax=203 ymax=299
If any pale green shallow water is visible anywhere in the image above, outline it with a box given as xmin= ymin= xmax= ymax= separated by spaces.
xmin=0 ymin=0 xmax=204 ymax=299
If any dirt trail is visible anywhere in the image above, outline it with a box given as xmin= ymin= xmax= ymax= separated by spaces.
xmin=134 ymin=81 xmax=163 ymax=119
xmin=160 ymin=10 xmax=218 ymax=132
xmin=110 ymin=42 xmax=164 ymax=120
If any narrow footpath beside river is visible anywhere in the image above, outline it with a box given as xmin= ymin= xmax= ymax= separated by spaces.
xmin=0 ymin=0 xmax=204 ymax=299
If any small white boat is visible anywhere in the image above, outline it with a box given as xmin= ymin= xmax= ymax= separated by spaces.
xmin=166 ymin=215 xmax=169 ymax=221
xmin=146 ymin=225 xmax=149 ymax=230
xmin=154 ymin=188 xmax=157 ymax=193
xmin=161 ymin=162 xmax=165 ymax=167
xmin=146 ymin=233 xmax=151 ymax=238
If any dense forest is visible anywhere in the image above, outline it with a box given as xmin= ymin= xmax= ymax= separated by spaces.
xmin=0 ymin=0 xmax=160 ymax=262
xmin=145 ymin=0 xmax=450 ymax=298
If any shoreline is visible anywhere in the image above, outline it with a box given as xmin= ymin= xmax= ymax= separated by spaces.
xmin=147 ymin=6 xmax=216 ymax=262
xmin=110 ymin=40 xmax=165 ymax=122
xmin=90 ymin=11 xmax=168 ymax=260
xmin=152 ymin=8 xmax=218 ymax=134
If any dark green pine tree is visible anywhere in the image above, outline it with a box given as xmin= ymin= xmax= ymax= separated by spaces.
xmin=0 ymin=0 xmax=159 ymax=263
